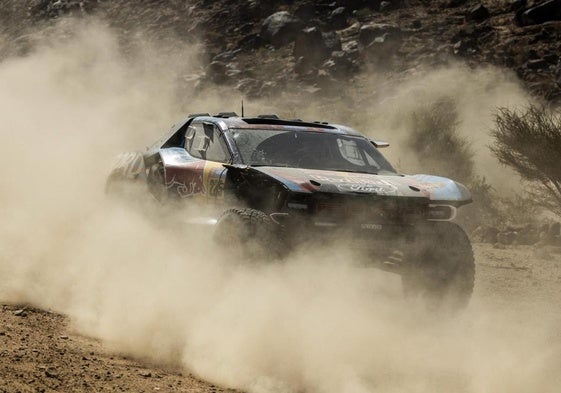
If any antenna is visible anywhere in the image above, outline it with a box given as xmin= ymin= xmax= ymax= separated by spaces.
xmin=241 ymin=100 xmax=244 ymax=117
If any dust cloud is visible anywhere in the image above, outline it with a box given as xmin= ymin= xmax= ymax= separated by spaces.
xmin=0 ymin=20 xmax=559 ymax=393
xmin=338 ymin=65 xmax=531 ymax=191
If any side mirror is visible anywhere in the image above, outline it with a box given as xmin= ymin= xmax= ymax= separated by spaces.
xmin=370 ymin=139 xmax=390 ymax=148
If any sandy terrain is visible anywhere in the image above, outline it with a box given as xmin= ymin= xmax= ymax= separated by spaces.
xmin=1 ymin=242 xmax=559 ymax=392
xmin=0 ymin=308 xmax=234 ymax=393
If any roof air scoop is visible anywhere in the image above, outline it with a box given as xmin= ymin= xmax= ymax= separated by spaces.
xmin=216 ymin=112 xmax=238 ymax=118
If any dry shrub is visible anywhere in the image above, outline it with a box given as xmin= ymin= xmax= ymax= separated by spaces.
xmin=491 ymin=105 xmax=561 ymax=217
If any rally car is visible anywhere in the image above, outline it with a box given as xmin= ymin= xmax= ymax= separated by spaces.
xmin=107 ymin=112 xmax=475 ymax=308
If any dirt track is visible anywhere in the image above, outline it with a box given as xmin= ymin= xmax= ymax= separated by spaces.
xmin=1 ymin=243 xmax=560 ymax=392
xmin=0 ymin=310 xmax=235 ymax=393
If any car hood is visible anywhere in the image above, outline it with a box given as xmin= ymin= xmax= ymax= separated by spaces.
xmin=251 ymin=166 xmax=472 ymax=206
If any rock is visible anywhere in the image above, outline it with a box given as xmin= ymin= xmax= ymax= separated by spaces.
xmin=294 ymin=4 xmax=315 ymax=21
xmin=411 ymin=19 xmax=422 ymax=29
xmin=527 ymin=49 xmax=539 ymax=60
xmin=330 ymin=7 xmax=349 ymax=30
xmin=14 ymin=309 xmax=27 ymax=317
xmin=293 ymin=27 xmax=330 ymax=67
xmin=544 ymin=53 xmax=559 ymax=64
xmin=516 ymin=0 xmax=561 ymax=26
xmin=259 ymin=81 xmax=279 ymax=97
xmin=510 ymin=0 xmax=527 ymax=12
xmin=323 ymin=31 xmax=342 ymax=53
xmin=246 ymin=0 xmax=274 ymax=17
xmin=321 ymin=51 xmax=358 ymax=78
xmin=379 ymin=1 xmax=394 ymax=12
xmin=181 ymin=73 xmax=203 ymax=91
xmin=212 ymin=50 xmax=240 ymax=62
xmin=466 ymin=4 xmax=490 ymax=22
xmin=236 ymin=78 xmax=263 ymax=98
xmin=358 ymin=23 xmax=401 ymax=46
xmin=526 ymin=59 xmax=548 ymax=70
xmin=447 ymin=0 xmax=467 ymax=7
xmin=225 ymin=68 xmax=243 ymax=79
xmin=206 ymin=61 xmax=229 ymax=84
xmin=452 ymin=39 xmax=477 ymax=55
xmin=45 ymin=368 xmax=58 ymax=379
xmin=338 ymin=21 xmax=361 ymax=38
xmin=293 ymin=28 xmax=344 ymax=74
xmin=261 ymin=11 xmax=303 ymax=47
xmin=237 ymin=34 xmax=263 ymax=50
xmin=139 ymin=371 xmax=152 ymax=378
xmin=29 ymin=0 xmax=95 ymax=19
xmin=363 ymin=32 xmax=402 ymax=64
xmin=339 ymin=0 xmax=369 ymax=10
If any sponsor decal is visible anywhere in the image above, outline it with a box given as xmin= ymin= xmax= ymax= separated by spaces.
xmin=336 ymin=183 xmax=398 ymax=195
xmin=308 ymin=173 xmax=399 ymax=195
xmin=203 ymin=162 xmax=226 ymax=199
xmin=166 ymin=161 xmax=205 ymax=198
xmin=166 ymin=176 xmax=200 ymax=198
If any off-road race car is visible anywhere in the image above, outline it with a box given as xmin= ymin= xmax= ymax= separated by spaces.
xmin=107 ymin=113 xmax=474 ymax=308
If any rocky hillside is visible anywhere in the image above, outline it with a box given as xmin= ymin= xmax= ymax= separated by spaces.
xmin=1 ymin=0 xmax=561 ymax=102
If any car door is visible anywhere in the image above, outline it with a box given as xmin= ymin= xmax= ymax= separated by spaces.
xmin=183 ymin=121 xmax=230 ymax=202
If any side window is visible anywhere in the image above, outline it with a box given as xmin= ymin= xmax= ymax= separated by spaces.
xmin=186 ymin=123 xmax=231 ymax=163
xmin=337 ymin=138 xmax=366 ymax=166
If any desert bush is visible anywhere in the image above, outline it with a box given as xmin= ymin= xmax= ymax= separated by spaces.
xmin=491 ymin=105 xmax=561 ymax=217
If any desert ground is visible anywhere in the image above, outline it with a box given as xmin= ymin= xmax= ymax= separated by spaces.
xmin=1 ymin=242 xmax=560 ymax=392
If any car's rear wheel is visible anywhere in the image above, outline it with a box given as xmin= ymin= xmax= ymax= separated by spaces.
xmin=213 ymin=208 xmax=285 ymax=261
xmin=402 ymin=221 xmax=475 ymax=311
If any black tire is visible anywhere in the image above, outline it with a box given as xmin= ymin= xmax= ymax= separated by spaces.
xmin=402 ymin=221 xmax=475 ymax=311
xmin=213 ymin=208 xmax=285 ymax=260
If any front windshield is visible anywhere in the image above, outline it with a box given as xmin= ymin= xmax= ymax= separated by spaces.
xmin=230 ymin=128 xmax=396 ymax=175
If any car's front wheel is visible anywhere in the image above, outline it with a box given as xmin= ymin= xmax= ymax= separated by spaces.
xmin=213 ymin=208 xmax=286 ymax=261
xmin=402 ymin=221 xmax=475 ymax=311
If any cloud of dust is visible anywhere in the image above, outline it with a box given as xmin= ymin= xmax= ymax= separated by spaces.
xmin=0 ymin=19 xmax=559 ymax=393
xmin=347 ymin=65 xmax=532 ymax=191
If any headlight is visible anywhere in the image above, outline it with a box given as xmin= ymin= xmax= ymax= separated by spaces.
xmin=427 ymin=205 xmax=456 ymax=221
